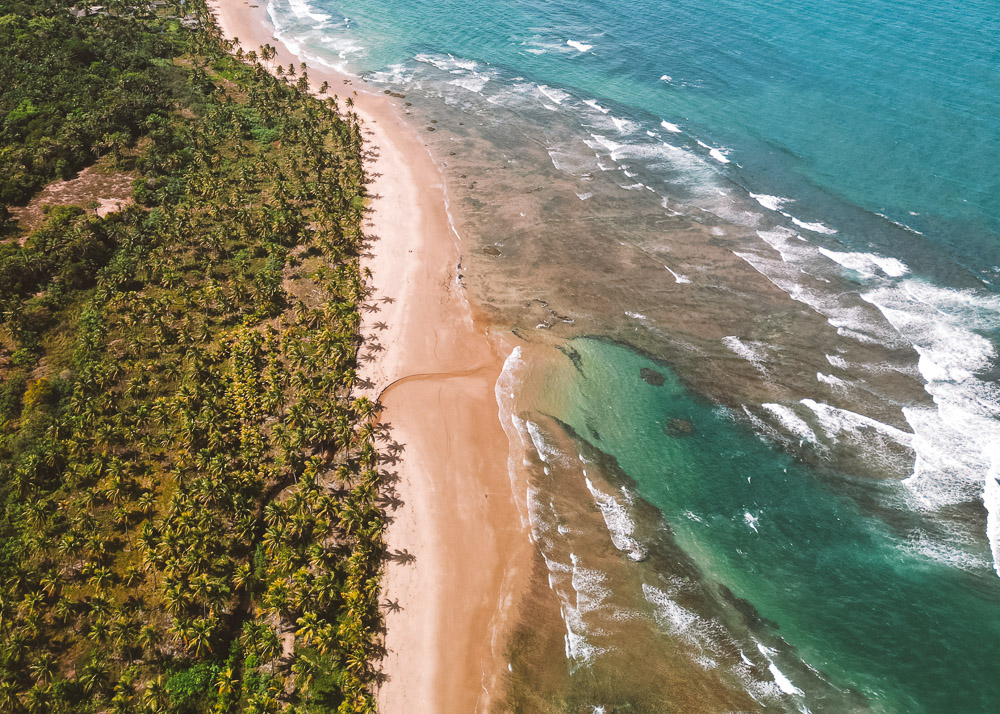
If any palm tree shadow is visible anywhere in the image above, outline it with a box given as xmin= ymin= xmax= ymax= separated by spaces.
xmin=386 ymin=549 xmax=415 ymax=565
xmin=379 ymin=451 xmax=401 ymax=466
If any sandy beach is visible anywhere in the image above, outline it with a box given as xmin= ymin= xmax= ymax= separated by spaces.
xmin=210 ymin=2 xmax=531 ymax=711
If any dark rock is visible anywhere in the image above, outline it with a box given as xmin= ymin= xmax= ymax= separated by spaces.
xmin=665 ymin=418 xmax=695 ymax=438
xmin=640 ymin=367 xmax=665 ymax=386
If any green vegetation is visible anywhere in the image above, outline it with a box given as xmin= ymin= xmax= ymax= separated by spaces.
xmin=0 ymin=1 xmax=385 ymax=711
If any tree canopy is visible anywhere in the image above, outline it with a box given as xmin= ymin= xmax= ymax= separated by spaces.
xmin=0 ymin=1 xmax=386 ymax=712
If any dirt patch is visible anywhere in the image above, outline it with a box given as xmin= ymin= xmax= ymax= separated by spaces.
xmin=8 ymin=163 xmax=136 ymax=233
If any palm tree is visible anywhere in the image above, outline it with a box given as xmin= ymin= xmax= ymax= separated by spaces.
xmin=111 ymin=616 xmax=140 ymax=659
xmin=79 ymin=660 xmax=109 ymax=696
xmin=140 ymin=676 xmax=167 ymax=714
xmin=23 ymin=685 xmax=50 ymax=714
xmin=87 ymin=618 xmax=111 ymax=645
xmin=0 ymin=681 xmax=23 ymax=713
xmin=258 ymin=627 xmax=282 ymax=675
xmin=294 ymin=611 xmax=322 ymax=646
xmin=215 ymin=665 xmax=238 ymax=700
xmin=182 ymin=617 xmax=216 ymax=657
xmin=290 ymin=651 xmax=319 ymax=693
xmin=138 ymin=624 xmax=161 ymax=658
xmin=29 ymin=652 xmax=56 ymax=689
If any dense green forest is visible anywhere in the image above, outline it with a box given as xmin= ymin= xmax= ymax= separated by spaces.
xmin=0 ymin=1 xmax=385 ymax=711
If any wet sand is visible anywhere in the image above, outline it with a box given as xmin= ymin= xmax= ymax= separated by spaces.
xmin=210 ymin=1 xmax=533 ymax=710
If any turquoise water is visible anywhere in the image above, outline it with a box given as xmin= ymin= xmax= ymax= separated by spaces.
xmin=264 ymin=0 xmax=1000 ymax=709
xmin=552 ymin=337 xmax=1000 ymax=712
xmin=276 ymin=0 xmax=1000 ymax=273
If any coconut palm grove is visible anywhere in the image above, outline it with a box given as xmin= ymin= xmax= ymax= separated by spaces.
xmin=0 ymin=0 xmax=387 ymax=710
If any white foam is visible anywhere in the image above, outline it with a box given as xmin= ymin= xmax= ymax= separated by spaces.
xmin=985 ymin=446 xmax=1000 ymax=577
xmin=316 ymin=34 xmax=365 ymax=59
xmin=753 ymin=227 xmax=808 ymax=260
xmin=741 ymin=406 xmax=783 ymax=444
xmin=570 ymin=553 xmax=612 ymax=614
xmin=818 ymin=248 xmax=909 ymax=278
xmin=734 ymin=229 xmax=908 ymax=348
xmin=744 ymin=511 xmax=760 ymax=533
xmin=790 ymin=216 xmax=837 ymax=234
xmin=749 ymin=193 xmax=791 ymax=212
xmin=525 ymin=420 xmax=565 ymax=465
xmin=660 ymin=120 xmax=682 ymax=133
xmin=762 ymin=403 xmax=818 ymax=444
xmin=286 ymin=0 xmax=330 ymax=23
xmin=643 ymin=584 xmax=701 ymax=636
xmin=826 ymin=354 xmax=849 ymax=369
xmin=877 ymin=212 xmax=924 ymax=235
xmin=801 ymin=399 xmax=913 ymax=447
xmin=537 ymin=84 xmax=571 ymax=105
xmin=709 ymin=149 xmax=729 ymax=164
xmin=448 ymin=73 xmax=490 ymax=93
xmin=799 ymin=399 xmax=915 ymax=474
xmin=414 ymin=52 xmax=479 ymax=73
xmin=567 ymin=40 xmax=593 ymax=52
xmin=576 ymin=192 xmax=594 ymax=201
xmin=695 ymin=140 xmax=730 ymax=164
xmin=756 ymin=643 xmax=804 ymax=697
xmin=611 ymin=116 xmax=639 ymax=134
xmin=860 ymin=281 xmax=1000 ymax=574
xmin=523 ymin=499 xmax=607 ymax=669
xmin=367 ymin=63 xmax=411 ymax=85
xmin=495 ymin=349 xmax=530 ymax=528
xmin=625 ymin=310 xmax=647 ymax=320
xmin=584 ymin=99 xmax=610 ymax=114
xmin=816 ymin=372 xmax=850 ymax=390
xmin=664 ymin=264 xmax=691 ymax=284
xmin=905 ymin=528 xmax=992 ymax=572
xmin=563 ymin=601 xmax=605 ymax=666
xmin=722 ymin=336 xmax=769 ymax=375
xmin=546 ymin=145 xmax=597 ymax=175
xmin=659 ymin=74 xmax=672 ymax=83
xmin=585 ymin=478 xmax=647 ymax=561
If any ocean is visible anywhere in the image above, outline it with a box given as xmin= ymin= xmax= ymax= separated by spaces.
xmin=263 ymin=0 xmax=1000 ymax=710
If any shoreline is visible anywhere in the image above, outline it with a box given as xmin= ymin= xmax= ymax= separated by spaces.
xmin=210 ymin=2 xmax=532 ymax=711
